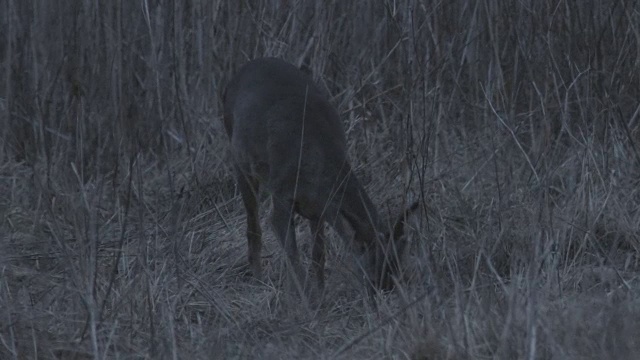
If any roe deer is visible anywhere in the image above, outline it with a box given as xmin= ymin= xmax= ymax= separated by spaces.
xmin=222 ymin=57 xmax=418 ymax=294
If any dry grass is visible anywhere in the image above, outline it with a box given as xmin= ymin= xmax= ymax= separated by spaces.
xmin=1 ymin=1 xmax=640 ymax=359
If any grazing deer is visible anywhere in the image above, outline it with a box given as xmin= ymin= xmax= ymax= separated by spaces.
xmin=222 ymin=57 xmax=418 ymax=294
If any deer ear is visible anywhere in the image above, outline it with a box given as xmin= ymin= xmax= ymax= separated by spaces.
xmin=392 ymin=200 xmax=420 ymax=241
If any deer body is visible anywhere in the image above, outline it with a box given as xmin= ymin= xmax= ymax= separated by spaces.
xmin=222 ymin=58 xmax=414 ymax=293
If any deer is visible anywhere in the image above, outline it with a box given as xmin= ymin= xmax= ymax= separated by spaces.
xmin=222 ymin=57 xmax=418 ymax=296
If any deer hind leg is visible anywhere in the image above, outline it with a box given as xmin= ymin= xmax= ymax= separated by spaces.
xmin=271 ymin=197 xmax=305 ymax=296
xmin=236 ymin=171 xmax=263 ymax=281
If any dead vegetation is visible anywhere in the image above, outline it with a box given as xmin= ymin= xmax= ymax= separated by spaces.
xmin=1 ymin=1 xmax=640 ymax=359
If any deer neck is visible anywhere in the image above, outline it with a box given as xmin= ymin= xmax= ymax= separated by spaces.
xmin=338 ymin=172 xmax=383 ymax=245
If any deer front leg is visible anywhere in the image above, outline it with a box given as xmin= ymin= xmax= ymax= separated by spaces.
xmin=309 ymin=219 xmax=326 ymax=293
xmin=271 ymin=197 xmax=305 ymax=296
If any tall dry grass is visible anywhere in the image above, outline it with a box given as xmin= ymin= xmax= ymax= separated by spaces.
xmin=1 ymin=0 xmax=639 ymax=358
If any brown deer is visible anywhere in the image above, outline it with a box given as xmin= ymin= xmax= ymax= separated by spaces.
xmin=222 ymin=57 xmax=418 ymax=294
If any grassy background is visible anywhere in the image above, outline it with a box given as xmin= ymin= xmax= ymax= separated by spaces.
xmin=2 ymin=1 xmax=640 ymax=359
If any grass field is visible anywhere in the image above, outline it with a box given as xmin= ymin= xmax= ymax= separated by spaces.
xmin=1 ymin=1 xmax=640 ymax=359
